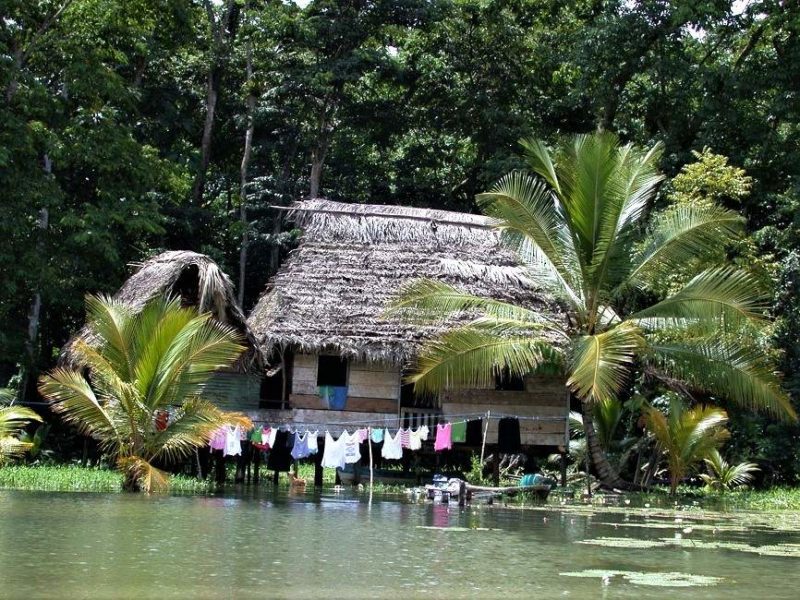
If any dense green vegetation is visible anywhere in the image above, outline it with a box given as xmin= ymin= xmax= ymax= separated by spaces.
xmin=3 ymin=1 xmax=800 ymax=484
xmin=0 ymin=464 xmax=213 ymax=493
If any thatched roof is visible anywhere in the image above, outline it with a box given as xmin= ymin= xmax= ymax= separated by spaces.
xmin=248 ymin=199 xmax=563 ymax=365
xmin=60 ymin=251 xmax=263 ymax=372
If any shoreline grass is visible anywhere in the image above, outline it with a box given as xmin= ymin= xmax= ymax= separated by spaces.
xmin=0 ymin=464 xmax=212 ymax=494
xmin=3 ymin=464 xmax=800 ymax=511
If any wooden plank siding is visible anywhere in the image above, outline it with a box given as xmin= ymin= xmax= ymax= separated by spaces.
xmin=441 ymin=376 xmax=569 ymax=447
xmin=204 ymin=372 xmax=262 ymax=412
xmin=289 ymin=353 xmax=401 ymax=412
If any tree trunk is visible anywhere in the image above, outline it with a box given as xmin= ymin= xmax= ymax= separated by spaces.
xmin=237 ymin=28 xmax=255 ymax=308
xmin=18 ymin=155 xmax=51 ymax=404
xmin=191 ymin=69 xmax=219 ymax=205
xmin=583 ymin=404 xmax=631 ymax=490
xmin=309 ymin=142 xmax=327 ymax=199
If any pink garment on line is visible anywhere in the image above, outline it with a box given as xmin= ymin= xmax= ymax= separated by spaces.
xmin=400 ymin=428 xmax=411 ymax=448
xmin=434 ymin=423 xmax=452 ymax=452
xmin=209 ymin=427 xmax=226 ymax=451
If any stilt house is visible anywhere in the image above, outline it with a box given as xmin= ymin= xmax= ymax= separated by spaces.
xmin=248 ymin=200 xmax=569 ymax=449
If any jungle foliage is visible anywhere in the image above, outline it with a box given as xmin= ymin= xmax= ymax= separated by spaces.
xmin=3 ymin=1 xmax=800 ymax=480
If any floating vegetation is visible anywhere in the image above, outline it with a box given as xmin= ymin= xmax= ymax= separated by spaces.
xmin=560 ymin=569 xmax=723 ymax=587
xmin=415 ymin=526 xmax=497 ymax=532
xmin=596 ymin=521 xmax=747 ymax=532
xmin=577 ymin=536 xmax=800 ymax=558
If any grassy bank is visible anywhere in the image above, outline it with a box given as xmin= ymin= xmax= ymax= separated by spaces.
xmin=0 ymin=465 xmax=212 ymax=494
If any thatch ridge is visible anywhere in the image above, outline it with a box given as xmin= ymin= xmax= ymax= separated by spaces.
xmin=60 ymin=250 xmax=263 ymax=372
xmin=249 ymin=199 xmax=563 ymax=365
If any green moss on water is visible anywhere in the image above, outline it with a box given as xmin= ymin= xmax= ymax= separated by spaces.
xmin=577 ymin=536 xmax=800 ymax=558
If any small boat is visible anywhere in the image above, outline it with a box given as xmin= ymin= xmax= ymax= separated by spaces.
xmin=336 ymin=465 xmax=418 ymax=486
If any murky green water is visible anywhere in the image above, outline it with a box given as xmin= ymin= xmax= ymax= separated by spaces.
xmin=1 ymin=489 xmax=799 ymax=598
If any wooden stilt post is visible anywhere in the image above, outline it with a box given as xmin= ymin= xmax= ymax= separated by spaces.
xmin=480 ymin=411 xmax=490 ymax=466
xmin=368 ymin=427 xmax=374 ymax=504
xmin=253 ymin=448 xmax=261 ymax=485
xmin=272 ymin=470 xmax=279 ymax=486
xmin=214 ymin=451 xmax=226 ymax=488
xmin=560 ymin=451 xmax=567 ymax=487
xmin=314 ymin=436 xmax=324 ymax=487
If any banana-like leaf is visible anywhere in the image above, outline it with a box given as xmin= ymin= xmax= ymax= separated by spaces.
xmin=568 ymin=322 xmax=644 ymax=402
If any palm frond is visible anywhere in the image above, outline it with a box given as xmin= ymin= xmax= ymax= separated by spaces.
xmin=149 ymin=315 xmax=245 ymax=409
xmin=568 ymin=321 xmax=644 ymax=402
xmin=0 ymin=406 xmax=42 ymax=439
xmin=625 ymin=204 xmax=745 ymax=289
xmin=631 ymin=267 xmax=769 ymax=328
xmin=38 ymin=369 xmax=120 ymax=445
xmin=84 ymin=294 xmax=136 ymax=380
xmin=645 ymin=339 xmax=796 ymax=420
xmin=520 ymin=137 xmax=561 ymax=194
xmin=408 ymin=324 xmax=562 ymax=394
xmin=388 ymin=279 xmax=547 ymax=324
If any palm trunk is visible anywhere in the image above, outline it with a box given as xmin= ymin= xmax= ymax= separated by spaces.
xmin=583 ymin=404 xmax=631 ymax=490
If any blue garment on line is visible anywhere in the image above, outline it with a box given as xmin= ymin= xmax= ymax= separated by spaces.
xmin=371 ymin=428 xmax=384 ymax=443
xmin=329 ymin=386 xmax=348 ymax=410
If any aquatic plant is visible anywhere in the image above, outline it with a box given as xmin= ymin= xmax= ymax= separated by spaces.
xmin=643 ymin=397 xmax=729 ymax=494
xmin=393 ymin=131 xmax=794 ymax=489
xmin=699 ymin=449 xmax=759 ymax=492
xmin=38 ymin=295 xmax=251 ymax=493
xmin=560 ymin=569 xmax=723 ymax=587
xmin=0 ymin=464 xmax=212 ymax=493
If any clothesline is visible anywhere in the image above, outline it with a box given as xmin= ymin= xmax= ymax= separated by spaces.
xmin=248 ymin=411 xmax=566 ymax=429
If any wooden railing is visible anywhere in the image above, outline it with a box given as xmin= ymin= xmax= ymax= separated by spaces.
xmin=400 ymin=407 xmax=441 ymax=430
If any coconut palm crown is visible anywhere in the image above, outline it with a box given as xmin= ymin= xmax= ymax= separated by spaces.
xmin=392 ymin=131 xmax=795 ymax=488
xmin=39 ymin=295 xmax=251 ymax=492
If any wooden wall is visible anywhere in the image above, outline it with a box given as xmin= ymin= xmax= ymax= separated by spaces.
xmin=440 ymin=376 xmax=569 ymax=447
xmin=204 ymin=372 xmax=262 ymax=412
xmin=289 ymin=353 xmax=401 ymax=414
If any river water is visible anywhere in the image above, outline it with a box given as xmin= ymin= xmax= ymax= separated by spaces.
xmin=1 ymin=489 xmax=799 ymax=598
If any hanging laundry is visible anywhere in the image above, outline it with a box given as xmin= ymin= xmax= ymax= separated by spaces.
xmin=318 ymin=385 xmax=333 ymax=404
xmin=356 ymin=428 xmax=369 ymax=443
xmin=498 ymin=417 xmax=521 ymax=453
xmin=342 ymin=430 xmax=361 ymax=464
xmin=370 ymin=428 xmax=384 ymax=444
xmin=408 ymin=427 xmax=423 ymax=451
xmin=224 ymin=426 xmax=242 ymax=457
xmin=267 ymin=429 xmax=293 ymax=472
xmin=418 ymin=424 xmax=429 ymax=441
xmin=399 ymin=428 xmax=411 ymax=448
xmin=266 ymin=427 xmax=278 ymax=448
xmin=321 ymin=431 xmax=346 ymax=469
xmin=209 ymin=427 xmax=226 ymax=451
xmin=465 ymin=419 xmax=483 ymax=445
xmin=451 ymin=421 xmax=467 ymax=443
xmin=291 ymin=431 xmax=312 ymax=460
xmin=307 ymin=431 xmax=319 ymax=454
xmin=434 ymin=423 xmax=452 ymax=452
xmin=329 ymin=386 xmax=348 ymax=410
xmin=381 ymin=428 xmax=403 ymax=460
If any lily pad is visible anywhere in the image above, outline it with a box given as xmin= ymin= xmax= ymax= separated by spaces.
xmin=560 ymin=569 xmax=722 ymax=587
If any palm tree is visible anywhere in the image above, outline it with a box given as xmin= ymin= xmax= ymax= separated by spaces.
xmin=393 ymin=132 xmax=794 ymax=489
xmin=699 ymin=449 xmax=759 ymax=492
xmin=0 ymin=389 xmax=43 ymax=464
xmin=643 ymin=398 xmax=729 ymax=494
xmin=39 ymin=295 xmax=251 ymax=492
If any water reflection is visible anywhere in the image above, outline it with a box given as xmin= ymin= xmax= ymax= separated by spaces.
xmin=0 ymin=489 xmax=798 ymax=599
